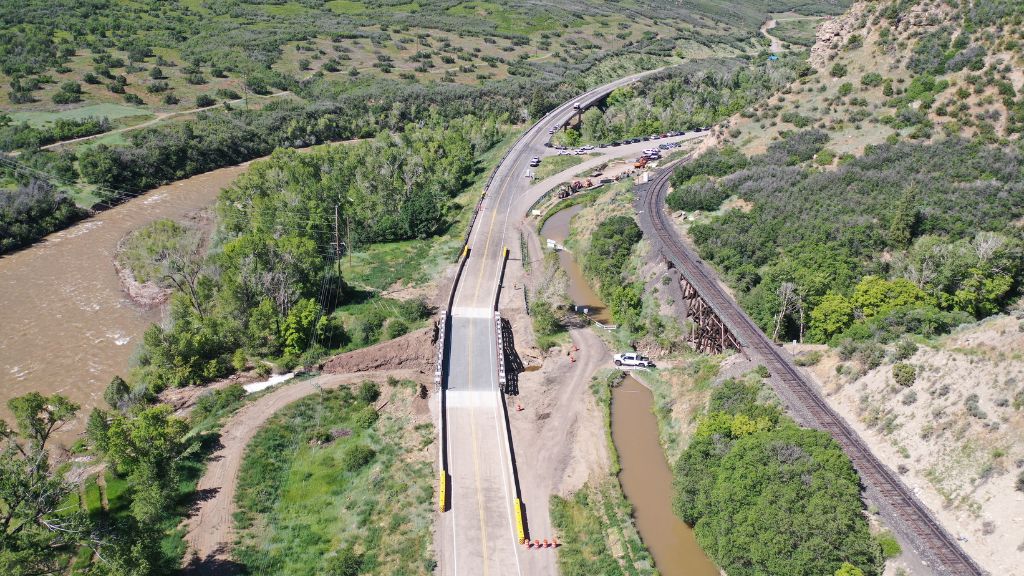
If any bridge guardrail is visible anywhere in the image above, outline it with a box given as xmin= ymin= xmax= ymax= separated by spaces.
xmin=437 ymin=245 xmax=470 ymax=513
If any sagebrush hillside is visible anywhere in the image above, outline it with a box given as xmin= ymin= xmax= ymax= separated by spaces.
xmin=722 ymin=0 xmax=1024 ymax=155
xmin=789 ymin=311 xmax=1024 ymax=575
xmin=0 ymin=0 xmax=849 ymax=118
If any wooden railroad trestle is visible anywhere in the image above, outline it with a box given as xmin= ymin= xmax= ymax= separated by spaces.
xmin=680 ymin=276 xmax=741 ymax=355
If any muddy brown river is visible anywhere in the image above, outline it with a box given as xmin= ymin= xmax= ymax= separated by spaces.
xmin=612 ymin=375 xmax=719 ymax=576
xmin=0 ymin=162 xmax=251 ymax=441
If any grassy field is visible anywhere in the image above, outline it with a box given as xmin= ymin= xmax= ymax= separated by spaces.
xmin=769 ymin=18 xmax=823 ymax=47
xmin=9 ymin=103 xmax=153 ymax=127
xmin=233 ymin=380 xmax=436 ymax=575
xmin=533 ymin=154 xmax=585 ymax=180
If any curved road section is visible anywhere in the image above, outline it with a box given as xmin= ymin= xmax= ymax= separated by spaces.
xmin=637 ymin=160 xmax=986 ymax=576
xmin=439 ymin=69 xmax=670 ymax=576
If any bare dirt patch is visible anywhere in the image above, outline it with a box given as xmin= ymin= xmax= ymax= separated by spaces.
xmin=321 ymin=326 xmax=436 ymax=375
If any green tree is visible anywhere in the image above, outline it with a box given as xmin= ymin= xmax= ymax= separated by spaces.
xmin=0 ymin=393 xmax=88 ymax=576
xmin=835 ymin=562 xmax=866 ymax=576
xmin=889 ymin=187 xmax=917 ymax=247
xmin=950 ymin=268 xmax=1014 ymax=318
xmin=809 ymin=292 xmax=854 ymax=342
xmin=852 ymin=276 xmax=933 ymax=318
xmin=86 ymin=407 xmax=110 ymax=452
xmin=105 ymin=405 xmax=193 ymax=525
xmin=281 ymin=298 xmax=327 ymax=358
xmin=580 ymin=108 xmax=606 ymax=142
xmin=105 ymin=375 xmax=130 ymax=409
xmin=563 ymin=128 xmax=581 ymax=147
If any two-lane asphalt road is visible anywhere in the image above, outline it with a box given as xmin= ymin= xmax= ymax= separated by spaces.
xmin=437 ymin=68 xmax=699 ymax=576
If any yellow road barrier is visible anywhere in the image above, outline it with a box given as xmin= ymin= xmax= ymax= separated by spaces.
xmin=462 ymin=245 xmax=470 ymax=259
xmin=503 ymin=247 xmax=509 ymax=259
xmin=514 ymin=498 xmax=526 ymax=543
xmin=439 ymin=471 xmax=448 ymax=512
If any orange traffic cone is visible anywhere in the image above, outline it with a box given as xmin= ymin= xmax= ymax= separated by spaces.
xmin=533 ymin=540 xmax=541 ymax=548
xmin=516 ymin=403 xmax=524 ymax=412
xmin=544 ymin=539 xmax=551 ymax=548
xmin=570 ymin=355 xmax=576 ymax=363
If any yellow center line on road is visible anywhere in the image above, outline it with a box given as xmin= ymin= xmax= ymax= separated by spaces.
xmin=462 ymin=179 xmax=506 ymax=576
xmin=465 ymin=317 xmax=491 ymax=576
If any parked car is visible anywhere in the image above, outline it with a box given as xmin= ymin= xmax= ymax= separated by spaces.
xmin=529 ymin=157 xmax=541 ymax=167
xmin=613 ymin=352 xmax=652 ymax=367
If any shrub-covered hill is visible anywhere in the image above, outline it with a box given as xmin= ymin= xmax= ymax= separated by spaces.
xmin=672 ymin=131 xmax=1024 ymax=345
xmin=0 ymin=0 xmax=851 ymax=116
xmin=670 ymin=0 xmax=1024 ymax=346
xmin=720 ymin=0 xmax=1024 ymax=155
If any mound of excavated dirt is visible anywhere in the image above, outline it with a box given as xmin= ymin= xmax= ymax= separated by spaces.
xmin=322 ymin=326 xmax=436 ymax=375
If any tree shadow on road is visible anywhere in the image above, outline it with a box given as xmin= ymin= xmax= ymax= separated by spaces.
xmin=182 ymin=548 xmax=247 ymax=576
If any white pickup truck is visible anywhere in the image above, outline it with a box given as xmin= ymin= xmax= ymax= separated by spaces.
xmin=613 ymin=352 xmax=652 ymax=367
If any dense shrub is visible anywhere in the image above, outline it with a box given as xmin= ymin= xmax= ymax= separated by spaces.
xmin=340 ymin=444 xmax=375 ymax=470
xmin=666 ymin=176 xmax=730 ymax=212
xmin=674 ymin=379 xmax=879 ymax=576
xmin=0 ymin=178 xmax=86 ymax=253
xmin=688 ymin=136 xmax=1024 ymax=342
xmin=892 ymin=363 xmax=916 ymax=387
xmin=580 ymin=215 xmax=644 ymax=327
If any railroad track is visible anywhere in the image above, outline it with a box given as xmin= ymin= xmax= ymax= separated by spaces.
xmin=637 ymin=159 xmax=986 ymax=576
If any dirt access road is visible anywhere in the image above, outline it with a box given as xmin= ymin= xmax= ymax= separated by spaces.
xmin=181 ymin=367 xmax=427 ymax=574
xmin=40 ymin=91 xmax=291 ymax=151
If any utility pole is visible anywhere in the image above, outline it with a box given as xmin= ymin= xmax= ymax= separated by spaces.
xmin=334 ymin=204 xmax=342 ymax=280
xmin=347 ymin=211 xmax=352 ymax=269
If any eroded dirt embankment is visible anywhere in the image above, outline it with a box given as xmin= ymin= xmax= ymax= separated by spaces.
xmin=322 ymin=326 xmax=437 ymax=374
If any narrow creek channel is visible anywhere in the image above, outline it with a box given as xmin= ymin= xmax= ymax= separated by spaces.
xmin=612 ymin=375 xmax=719 ymax=576
xmin=539 ymin=204 xmax=717 ymax=575
xmin=538 ymin=204 xmax=610 ymax=323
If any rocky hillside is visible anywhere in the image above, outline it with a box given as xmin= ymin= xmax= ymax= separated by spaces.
xmin=721 ymin=0 xmax=1024 ymax=156
xmin=787 ymin=309 xmax=1024 ymax=576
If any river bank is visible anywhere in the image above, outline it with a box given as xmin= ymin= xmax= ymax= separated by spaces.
xmin=0 ymin=162 xmax=253 ymax=441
